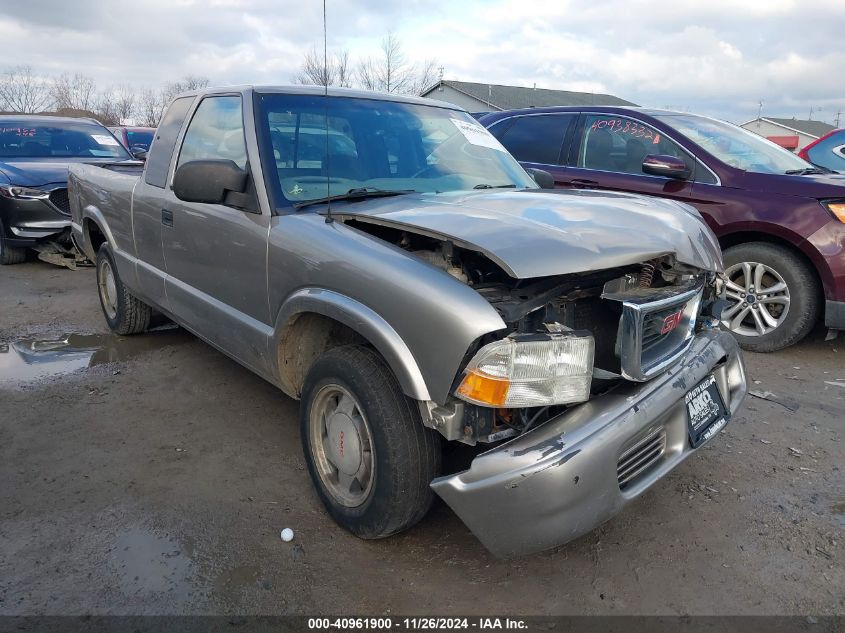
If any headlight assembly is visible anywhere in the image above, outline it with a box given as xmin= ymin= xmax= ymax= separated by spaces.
xmin=0 ymin=185 xmax=50 ymax=200
xmin=456 ymin=332 xmax=595 ymax=408
xmin=822 ymin=199 xmax=845 ymax=223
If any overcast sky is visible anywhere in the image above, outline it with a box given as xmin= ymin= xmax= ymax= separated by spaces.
xmin=0 ymin=0 xmax=842 ymax=124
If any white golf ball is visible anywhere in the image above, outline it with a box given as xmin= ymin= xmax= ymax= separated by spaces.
xmin=281 ymin=528 xmax=294 ymax=542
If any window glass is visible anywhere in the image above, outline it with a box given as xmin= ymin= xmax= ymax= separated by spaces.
xmin=177 ymin=96 xmax=246 ymax=169
xmin=655 ymin=113 xmax=812 ymax=174
xmin=0 ymin=122 xmax=130 ymax=159
xmin=497 ymin=114 xmax=573 ymax=165
xmin=126 ymin=129 xmax=154 ymax=150
xmin=256 ymin=94 xmax=536 ymax=206
xmin=578 ymin=114 xmax=690 ymax=176
xmin=144 ymin=96 xmax=194 ymax=188
xmin=805 ymin=130 xmax=845 ymax=171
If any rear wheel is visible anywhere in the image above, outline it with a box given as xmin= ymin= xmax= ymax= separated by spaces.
xmin=721 ymin=242 xmax=819 ymax=352
xmin=96 ymin=244 xmax=151 ymax=335
xmin=300 ymin=345 xmax=441 ymax=539
xmin=0 ymin=220 xmax=27 ymax=265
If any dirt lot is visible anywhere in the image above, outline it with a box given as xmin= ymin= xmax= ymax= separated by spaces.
xmin=1 ymin=261 xmax=843 ymax=616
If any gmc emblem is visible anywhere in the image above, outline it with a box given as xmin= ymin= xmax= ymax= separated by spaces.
xmin=661 ymin=309 xmax=684 ymax=334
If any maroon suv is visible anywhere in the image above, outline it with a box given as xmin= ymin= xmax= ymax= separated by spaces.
xmin=480 ymin=107 xmax=845 ymax=351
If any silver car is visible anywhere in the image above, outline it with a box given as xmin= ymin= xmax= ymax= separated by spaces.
xmin=69 ymin=86 xmax=747 ymax=556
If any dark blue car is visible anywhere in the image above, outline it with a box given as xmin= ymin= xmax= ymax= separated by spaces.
xmin=0 ymin=115 xmax=134 ymax=264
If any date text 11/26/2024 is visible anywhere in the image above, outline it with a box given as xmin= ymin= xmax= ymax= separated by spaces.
xmin=307 ymin=617 xmax=529 ymax=630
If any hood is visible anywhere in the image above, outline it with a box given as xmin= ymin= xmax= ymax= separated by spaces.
xmin=0 ymin=157 xmax=135 ymax=187
xmin=743 ymin=171 xmax=845 ymax=199
xmin=339 ymin=189 xmax=723 ymax=279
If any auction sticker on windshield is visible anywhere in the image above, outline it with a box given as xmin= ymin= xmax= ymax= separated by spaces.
xmin=685 ymin=374 xmax=729 ymax=448
xmin=92 ymin=134 xmax=120 ymax=146
xmin=451 ymin=118 xmax=507 ymax=152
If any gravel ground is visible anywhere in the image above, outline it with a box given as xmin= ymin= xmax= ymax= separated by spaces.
xmin=1 ymin=261 xmax=843 ymax=616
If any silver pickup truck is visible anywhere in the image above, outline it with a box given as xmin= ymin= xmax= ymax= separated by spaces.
xmin=69 ymin=86 xmax=747 ymax=557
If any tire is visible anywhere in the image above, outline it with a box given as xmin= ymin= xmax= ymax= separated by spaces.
xmin=300 ymin=344 xmax=441 ymax=539
xmin=96 ymin=243 xmax=151 ymax=335
xmin=0 ymin=219 xmax=27 ymax=265
xmin=721 ymin=242 xmax=820 ymax=352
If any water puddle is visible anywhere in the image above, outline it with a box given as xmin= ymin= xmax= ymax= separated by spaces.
xmin=832 ymin=499 xmax=845 ymax=528
xmin=0 ymin=327 xmax=191 ymax=387
xmin=111 ymin=526 xmax=197 ymax=598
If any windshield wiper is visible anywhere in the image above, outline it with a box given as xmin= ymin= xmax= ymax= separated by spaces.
xmin=784 ymin=167 xmax=829 ymax=175
xmin=472 ymin=183 xmax=517 ymax=189
xmin=293 ymin=187 xmax=416 ymax=210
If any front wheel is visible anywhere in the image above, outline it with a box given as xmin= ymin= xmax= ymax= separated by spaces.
xmin=96 ymin=244 xmax=151 ymax=335
xmin=721 ymin=242 xmax=820 ymax=352
xmin=300 ymin=345 xmax=441 ymax=539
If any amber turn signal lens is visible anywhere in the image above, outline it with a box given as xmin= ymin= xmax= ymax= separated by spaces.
xmin=827 ymin=202 xmax=845 ymax=223
xmin=456 ymin=371 xmax=510 ymax=407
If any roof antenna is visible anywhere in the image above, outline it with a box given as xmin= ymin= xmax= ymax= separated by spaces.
xmin=323 ymin=0 xmax=334 ymax=224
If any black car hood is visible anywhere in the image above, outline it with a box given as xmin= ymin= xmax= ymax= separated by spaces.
xmin=0 ymin=157 xmax=136 ymax=187
xmin=743 ymin=171 xmax=845 ymax=199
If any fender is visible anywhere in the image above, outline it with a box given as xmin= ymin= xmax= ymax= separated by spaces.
xmin=275 ymin=287 xmax=431 ymax=401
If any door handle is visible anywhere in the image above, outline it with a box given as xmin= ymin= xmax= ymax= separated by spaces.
xmin=161 ymin=209 xmax=173 ymax=227
xmin=570 ymin=178 xmax=599 ymax=187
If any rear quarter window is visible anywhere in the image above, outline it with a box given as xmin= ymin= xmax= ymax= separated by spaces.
xmin=144 ymin=96 xmax=196 ymax=188
xmin=496 ymin=114 xmax=575 ymax=165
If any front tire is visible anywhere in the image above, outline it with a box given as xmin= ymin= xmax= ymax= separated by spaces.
xmin=721 ymin=242 xmax=820 ymax=352
xmin=0 ymin=219 xmax=27 ymax=265
xmin=300 ymin=345 xmax=441 ymax=539
xmin=96 ymin=244 xmax=151 ymax=335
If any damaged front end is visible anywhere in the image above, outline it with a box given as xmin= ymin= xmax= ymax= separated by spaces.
xmin=341 ymin=209 xmax=746 ymax=557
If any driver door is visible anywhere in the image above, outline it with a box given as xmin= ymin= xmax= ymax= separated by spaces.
xmin=162 ymin=94 xmax=273 ymax=374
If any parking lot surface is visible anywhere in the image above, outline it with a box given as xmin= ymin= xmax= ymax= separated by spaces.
xmin=1 ymin=262 xmax=843 ymax=615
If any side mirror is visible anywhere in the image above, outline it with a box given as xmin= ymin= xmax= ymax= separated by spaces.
xmin=130 ymin=148 xmax=148 ymax=161
xmin=525 ymin=167 xmax=555 ymax=189
xmin=642 ymin=154 xmax=691 ymax=180
xmin=173 ymin=159 xmax=248 ymax=204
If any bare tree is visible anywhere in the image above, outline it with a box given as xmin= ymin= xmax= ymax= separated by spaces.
xmin=94 ymin=90 xmax=120 ymax=125
xmin=52 ymin=73 xmax=97 ymax=112
xmin=293 ymin=46 xmax=353 ymax=87
xmin=113 ymin=84 xmax=136 ymax=123
xmin=335 ymin=49 xmax=352 ymax=88
xmin=138 ymin=88 xmax=166 ymax=127
xmin=163 ymin=75 xmax=210 ymax=101
xmin=356 ymin=32 xmax=436 ymax=95
xmin=0 ymin=65 xmax=52 ymax=113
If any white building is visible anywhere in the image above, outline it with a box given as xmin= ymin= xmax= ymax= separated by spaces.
xmin=740 ymin=117 xmax=837 ymax=152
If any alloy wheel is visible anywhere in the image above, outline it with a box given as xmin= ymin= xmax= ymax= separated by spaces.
xmin=721 ymin=261 xmax=791 ymax=337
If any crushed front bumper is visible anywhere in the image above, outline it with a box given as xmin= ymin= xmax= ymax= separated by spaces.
xmin=431 ymin=329 xmax=746 ymax=557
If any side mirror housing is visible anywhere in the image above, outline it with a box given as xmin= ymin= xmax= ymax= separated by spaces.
xmin=173 ymin=159 xmax=248 ymax=204
xmin=130 ymin=148 xmax=148 ymax=161
xmin=642 ymin=154 xmax=691 ymax=180
xmin=525 ymin=167 xmax=555 ymax=189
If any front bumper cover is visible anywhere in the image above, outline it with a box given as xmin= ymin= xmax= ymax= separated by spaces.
xmin=431 ymin=329 xmax=746 ymax=557
xmin=1 ymin=192 xmax=71 ymax=246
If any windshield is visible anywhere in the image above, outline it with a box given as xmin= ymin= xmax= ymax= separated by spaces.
xmin=0 ymin=121 xmax=131 ymax=159
xmin=126 ymin=129 xmax=154 ymax=150
xmin=656 ymin=114 xmax=812 ymax=175
xmin=256 ymin=93 xmax=536 ymax=207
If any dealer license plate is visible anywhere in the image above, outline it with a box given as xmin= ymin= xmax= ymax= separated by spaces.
xmin=685 ymin=374 xmax=729 ymax=448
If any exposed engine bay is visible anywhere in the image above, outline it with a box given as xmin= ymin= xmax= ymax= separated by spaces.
xmin=343 ymin=217 xmax=726 ymax=445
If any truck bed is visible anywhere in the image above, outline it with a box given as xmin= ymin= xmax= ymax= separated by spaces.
xmin=68 ymin=162 xmax=144 ymax=260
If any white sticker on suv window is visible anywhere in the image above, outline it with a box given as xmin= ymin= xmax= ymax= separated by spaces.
xmin=451 ymin=118 xmax=507 ymax=152
xmin=92 ymin=134 xmax=120 ymax=146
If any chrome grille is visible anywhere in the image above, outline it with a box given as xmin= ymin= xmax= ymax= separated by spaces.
xmin=49 ymin=188 xmax=70 ymax=215
xmin=617 ymin=428 xmax=667 ymax=489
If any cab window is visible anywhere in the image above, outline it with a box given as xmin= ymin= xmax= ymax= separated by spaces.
xmin=496 ymin=114 xmax=575 ymax=165
xmin=177 ymin=96 xmax=247 ymax=170
xmin=578 ymin=114 xmax=691 ymax=177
